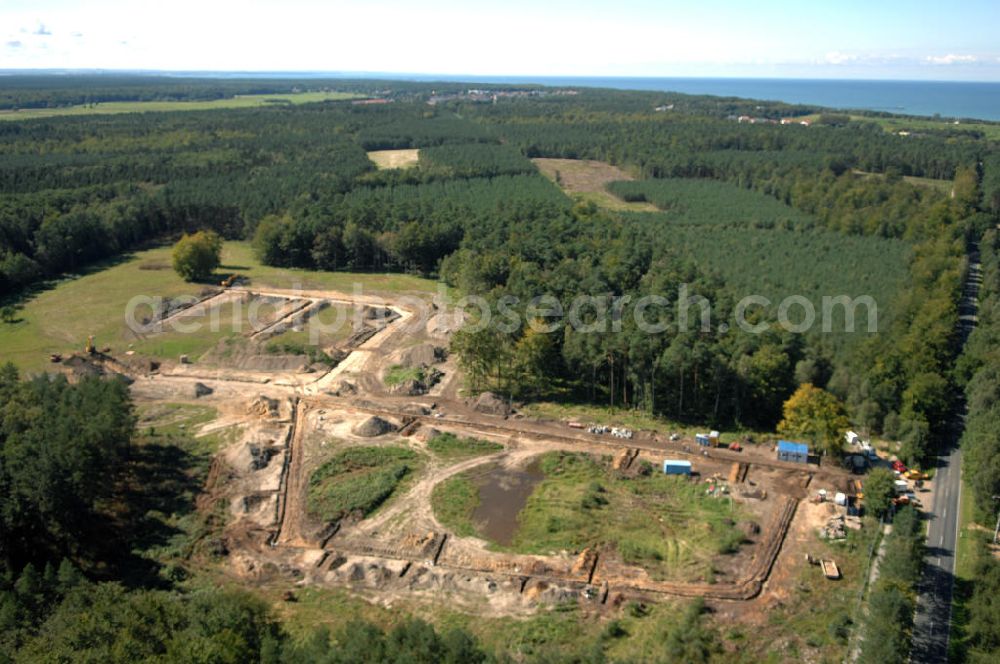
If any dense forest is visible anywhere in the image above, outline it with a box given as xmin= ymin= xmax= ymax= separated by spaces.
xmin=1 ymin=73 xmax=999 ymax=663
xmin=1 ymin=77 xmax=994 ymax=454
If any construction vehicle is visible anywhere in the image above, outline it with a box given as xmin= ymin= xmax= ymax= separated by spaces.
xmin=220 ymin=274 xmax=248 ymax=288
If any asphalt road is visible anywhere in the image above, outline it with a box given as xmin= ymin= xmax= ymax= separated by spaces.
xmin=910 ymin=444 xmax=962 ymax=663
xmin=910 ymin=244 xmax=979 ymax=663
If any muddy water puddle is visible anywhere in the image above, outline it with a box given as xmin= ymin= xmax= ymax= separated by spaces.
xmin=471 ymin=459 xmax=543 ymax=545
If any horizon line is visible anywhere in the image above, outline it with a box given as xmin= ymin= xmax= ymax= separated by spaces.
xmin=1 ymin=68 xmax=1000 ymax=85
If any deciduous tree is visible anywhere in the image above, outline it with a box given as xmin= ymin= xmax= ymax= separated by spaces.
xmin=172 ymin=230 xmax=222 ymax=282
xmin=778 ymin=383 xmax=850 ymax=456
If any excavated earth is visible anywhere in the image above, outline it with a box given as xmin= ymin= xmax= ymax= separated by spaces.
xmin=81 ymin=284 xmax=857 ymax=618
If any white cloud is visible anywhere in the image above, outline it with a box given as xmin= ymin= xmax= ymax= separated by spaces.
xmin=925 ymin=54 xmax=978 ymax=65
xmin=823 ymin=51 xmax=857 ymax=65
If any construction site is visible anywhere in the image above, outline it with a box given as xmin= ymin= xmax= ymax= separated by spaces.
xmin=51 ymin=280 xmax=867 ymax=620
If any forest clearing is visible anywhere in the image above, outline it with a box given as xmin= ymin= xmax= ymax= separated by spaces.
xmin=2 ymin=72 xmax=996 ymax=663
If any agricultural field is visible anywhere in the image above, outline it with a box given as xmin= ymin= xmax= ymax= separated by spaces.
xmin=0 ymin=90 xmax=361 ymax=120
xmin=533 ymin=157 xmax=658 ymax=211
xmin=852 ymin=169 xmax=953 ymax=192
xmin=367 ymin=148 xmax=420 ymax=170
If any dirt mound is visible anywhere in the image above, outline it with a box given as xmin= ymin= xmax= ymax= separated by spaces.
xmin=390 ymin=378 xmax=425 ymax=396
xmin=198 ymin=338 xmax=313 ymax=372
xmin=472 ymin=392 xmax=512 ymax=416
xmin=148 ymin=292 xmax=216 ymax=324
xmin=399 ymin=344 xmax=445 ymax=368
xmin=353 ymin=416 xmax=396 ymax=437
xmin=361 ymin=306 xmax=398 ymax=322
xmin=61 ymin=354 xmax=132 ymax=383
xmin=247 ymin=396 xmax=281 ymax=419
xmin=327 ymin=380 xmax=357 ymax=397
xmin=344 ymin=326 xmax=379 ymax=348
xmin=738 ymin=521 xmax=761 ymax=538
xmin=414 ymin=427 xmax=441 ymax=442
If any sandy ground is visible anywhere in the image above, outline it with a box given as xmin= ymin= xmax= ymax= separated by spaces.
xmin=368 ymin=149 xmax=420 ymax=170
xmin=98 ymin=280 xmax=861 ymax=618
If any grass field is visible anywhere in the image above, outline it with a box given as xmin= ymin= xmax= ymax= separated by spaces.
xmin=436 ymin=451 xmax=747 ymax=582
xmin=426 ymin=433 xmax=504 ymax=460
xmin=383 ymin=364 xmax=426 ymax=386
xmin=0 ymin=241 xmax=440 ymax=373
xmin=307 ymin=446 xmax=422 ymax=522
xmin=948 ymin=477 xmax=980 ymax=662
xmin=852 ymin=169 xmax=953 ymax=192
xmin=867 ymin=116 xmax=1000 ymax=141
xmin=260 ymin=577 xmax=690 ymax=662
xmin=532 ymin=158 xmax=659 ymax=212
xmin=744 ymin=520 xmax=880 ymax=664
xmin=367 ymin=149 xmax=421 ymax=170
xmin=0 ymin=91 xmax=362 ymax=121
xmin=794 ymin=113 xmax=1000 ymax=141
xmin=431 ymin=475 xmax=481 ymax=538
xmin=130 ymin=402 xmax=240 ymax=570
xmin=263 ymin=302 xmax=358 ymax=350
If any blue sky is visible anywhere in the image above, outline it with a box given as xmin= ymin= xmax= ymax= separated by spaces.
xmin=2 ymin=0 xmax=999 ymax=80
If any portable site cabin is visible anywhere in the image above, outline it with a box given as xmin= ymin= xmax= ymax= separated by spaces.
xmin=663 ymin=460 xmax=692 ymax=476
xmin=777 ymin=440 xmax=809 ymax=464
xmin=695 ymin=433 xmax=710 ymax=447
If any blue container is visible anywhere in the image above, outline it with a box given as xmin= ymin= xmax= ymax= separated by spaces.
xmin=777 ymin=440 xmax=809 ymax=464
xmin=663 ymin=460 xmax=692 ymax=475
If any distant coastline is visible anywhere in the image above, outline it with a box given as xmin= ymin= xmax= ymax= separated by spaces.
xmin=370 ymin=75 xmax=1000 ymax=122
xmin=4 ymin=70 xmax=999 ymax=122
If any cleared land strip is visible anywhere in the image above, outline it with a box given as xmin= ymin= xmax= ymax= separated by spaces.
xmin=337 ymin=398 xmax=849 ymax=484
xmin=300 ymin=495 xmax=798 ymax=602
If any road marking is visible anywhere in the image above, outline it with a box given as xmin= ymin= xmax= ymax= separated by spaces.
xmin=943 ymin=508 xmax=948 ymax=519
xmin=939 ymin=534 xmax=944 ymax=546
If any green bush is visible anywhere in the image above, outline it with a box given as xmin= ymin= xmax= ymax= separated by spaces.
xmin=427 ymin=432 xmax=503 ymax=459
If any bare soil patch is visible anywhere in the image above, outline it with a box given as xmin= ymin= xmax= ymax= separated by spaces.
xmin=532 ymin=158 xmax=658 ymax=211
xmin=368 ymin=149 xmax=420 ymax=170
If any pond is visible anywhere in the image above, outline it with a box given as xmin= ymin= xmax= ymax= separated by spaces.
xmin=470 ymin=459 xmax=543 ymax=546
